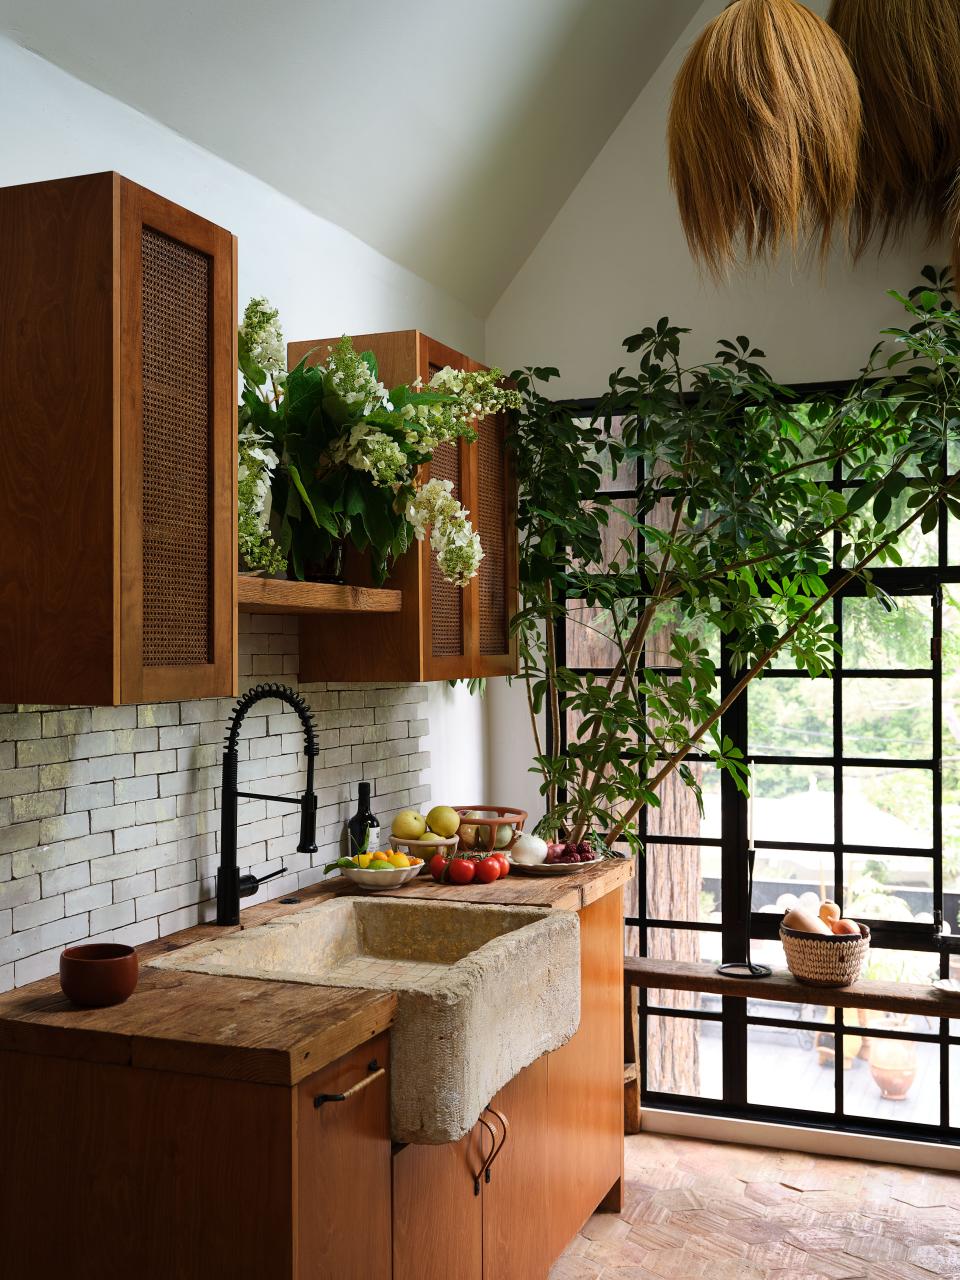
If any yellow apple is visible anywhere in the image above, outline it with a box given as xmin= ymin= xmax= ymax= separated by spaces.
xmin=391 ymin=809 xmax=426 ymax=840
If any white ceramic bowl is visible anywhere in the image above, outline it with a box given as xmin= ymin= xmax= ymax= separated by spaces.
xmin=340 ymin=861 xmax=426 ymax=891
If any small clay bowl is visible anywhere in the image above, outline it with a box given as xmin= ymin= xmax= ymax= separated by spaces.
xmin=59 ymin=943 xmax=139 ymax=1008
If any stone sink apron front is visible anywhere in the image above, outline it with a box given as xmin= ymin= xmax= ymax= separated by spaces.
xmin=150 ymin=896 xmax=581 ymax=1144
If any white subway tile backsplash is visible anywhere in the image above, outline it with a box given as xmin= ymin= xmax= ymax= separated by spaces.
xmin=0 ymin=616 xmax=429 ymax=989
xmin=64 ymin=883 xmax=112 ymax=916
xmin=12 ymin=894 xmax=64 ymax=931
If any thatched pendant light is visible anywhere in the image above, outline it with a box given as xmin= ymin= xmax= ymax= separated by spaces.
xmin=827 ymin=0 xmax=960 ymax=253
xmin=668 ymin=0 xmax=861 ymax=274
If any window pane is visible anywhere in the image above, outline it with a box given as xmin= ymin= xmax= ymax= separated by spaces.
xmin=747 ymin=1025 xmax=835 ymax=1112
xmin=647 ymin=1014 xmax=722 ymax=1098
xmin=842 ymin=678 xmax=932 ymax=760
xmin=753 ymin=847 xmax=836 ymax=913
xmin=646 ymin=762 xmax=721 ymax=839
xmin=941 ymin=587 xmax=960 ymax=898
xmin=646 ymin=841 xmax=721 ymax=924
xmin=566 ymin=599 xmax=621 ymax=669
xmin=841 ymin=596 xmax=932 ymax=670
xmin=843 ymin=766 xmax=933 ymax=848
xmin=749 ymin=676 xmax=833 ymax=757
xmin=645 ymin=926 xmax=722 ymax=1010
xmin=593 ymin=415 xmax=636 ymax=492
xmin=844 ymin=853 xmax=935 ymax=921
xmin=845 ymin=1033 xmax=940 ymax=1127
xmin=861 ymin=949 xmax=939 ymax=988
xmin=644 ymin=605 xmax=721 ymax=669
xmin=753 ymin=764 xmax=834 ymax=844
xmin=841 ymin=489 xmax=938 ymax=567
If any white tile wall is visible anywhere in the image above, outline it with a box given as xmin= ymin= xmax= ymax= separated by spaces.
xmin=0 ymin=613 xmax=430 ymax=991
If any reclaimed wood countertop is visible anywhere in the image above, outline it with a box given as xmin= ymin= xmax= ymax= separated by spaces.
xmin=0 ymin=856 xmax=632 ymax=1087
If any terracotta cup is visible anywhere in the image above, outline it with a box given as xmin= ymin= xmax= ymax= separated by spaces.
xmin=59 ymin=943 xmax=139 ymax=1008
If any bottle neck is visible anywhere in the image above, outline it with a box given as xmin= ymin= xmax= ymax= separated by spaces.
xmin=357 ymin=784 xmax=373 ymax=817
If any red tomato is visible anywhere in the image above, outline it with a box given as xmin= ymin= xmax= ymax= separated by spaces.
xmin=475 ymin=856 xmax=501 ymax=884
xmin=492 ymin=853 xmax=510 ymax=878
xmin=447 ymin=857 xmax=476 ymax=886
xmin=429 ymin=853 xmax=449 ymax=882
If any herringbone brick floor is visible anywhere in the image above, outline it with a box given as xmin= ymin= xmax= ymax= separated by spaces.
xmin=551 ymin=1132 xmax=960 ymax=1279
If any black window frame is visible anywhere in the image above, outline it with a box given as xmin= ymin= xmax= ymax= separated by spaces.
xmin=554 ymin=388 xmax=960 ymax=1146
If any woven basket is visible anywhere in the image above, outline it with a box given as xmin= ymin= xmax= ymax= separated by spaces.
xmin=780 ymin=922 xmax=871 ymax=988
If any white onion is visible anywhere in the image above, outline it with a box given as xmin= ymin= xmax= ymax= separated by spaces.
xmin=510 ymin=833 xmax=548 ymax=865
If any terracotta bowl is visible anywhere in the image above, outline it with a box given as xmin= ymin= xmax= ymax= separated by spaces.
xmin=59 ymin=943 xmax=139 ymax=1008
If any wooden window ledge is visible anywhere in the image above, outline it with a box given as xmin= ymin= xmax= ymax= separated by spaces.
xmin=625 ymin=956 xmax=956 ymax=1019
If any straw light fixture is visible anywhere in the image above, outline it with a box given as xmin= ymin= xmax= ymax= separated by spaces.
xmin=827 ymin=0 xmax=960 ymax=253
xmin=668 ymin=0 xmax=862 ymax=274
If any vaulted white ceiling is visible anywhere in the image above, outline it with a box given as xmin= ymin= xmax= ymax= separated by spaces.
xmin=0 ymin=0 xmax=698 ymax=314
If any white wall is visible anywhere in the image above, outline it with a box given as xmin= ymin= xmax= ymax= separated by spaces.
xmin=483 ymin=0 xmax=947 ymax=817
xmin=0 ymin=35 xmax=489 ymax=826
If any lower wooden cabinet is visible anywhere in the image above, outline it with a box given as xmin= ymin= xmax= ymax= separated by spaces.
xmin=0 ymin=1033 xmax=392 ymax=1280
xmin=393 ymin=1123 xmax=487 ymax=1280
xmin=482 ymin=1054 xmax=552 ymax=1280
xmin=297 ymin=1034 xmax=392 ymax=1279
xmin=391 ymin=890 xmax=624 ymax=1280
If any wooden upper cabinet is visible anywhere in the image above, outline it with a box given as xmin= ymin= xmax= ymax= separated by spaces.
xmin=286 ymin=330 xmax=518 ymax=683
xmin=0 ymin=172 xmax=237 ymax=706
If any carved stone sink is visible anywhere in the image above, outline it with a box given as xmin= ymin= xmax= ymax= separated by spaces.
xmin=150 ymin=897 xmax=580 ymax=1144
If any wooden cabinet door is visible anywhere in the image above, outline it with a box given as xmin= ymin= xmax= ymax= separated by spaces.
xmin=419 ymin=334 xmax=475 ymax=681
xmin=482 ymin=1055 xmax=551 ymax=1280
xmin=544 ymin=890 xmax=625 ymax=1260
xmin=393 ymin=1123 xmax=486 ymax=1280
xmin=118 ymin=177 xmax=237 ymax=703
xmin=297 ymin=1033 xmax=392 ymax=1280
xmin=471 ymin=408 xmax=518 ymax=678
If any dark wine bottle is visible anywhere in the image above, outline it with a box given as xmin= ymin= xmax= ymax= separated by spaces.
xmin=347 ymin=782 xmax=380 ymax=856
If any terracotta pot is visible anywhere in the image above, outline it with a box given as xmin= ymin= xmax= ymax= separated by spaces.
xmin=59 ymin=943 xmax=139 ymax=1008
xmin=869 ymin=1039 xmax=917 ymax=1101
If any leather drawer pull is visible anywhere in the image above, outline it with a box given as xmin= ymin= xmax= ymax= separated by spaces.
xmin=314 ymin=1062 xmax=385 ymax=1108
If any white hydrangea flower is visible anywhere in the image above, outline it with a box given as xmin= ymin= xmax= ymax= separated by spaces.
xmin=330 ymin=424 xmax=407 ymax=488
xmin=407 ymin=478 xmax=484 ymax=586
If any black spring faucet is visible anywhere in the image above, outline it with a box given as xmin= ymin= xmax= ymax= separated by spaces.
xmin=216 ymin=683 xmax=319 ymax=926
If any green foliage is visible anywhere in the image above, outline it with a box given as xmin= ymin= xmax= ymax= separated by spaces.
xmin=509 ymin=269 xmax=960 ymax=850
xmin=238 ymin=306 xmax=519 ymax=586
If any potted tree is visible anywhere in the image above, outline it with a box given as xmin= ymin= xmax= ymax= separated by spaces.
xmin=509 ymin=269 xmax=960 ymax=857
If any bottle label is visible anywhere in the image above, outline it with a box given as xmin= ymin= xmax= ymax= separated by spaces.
xmin=367 ymin=822 xmax=381 ymax=852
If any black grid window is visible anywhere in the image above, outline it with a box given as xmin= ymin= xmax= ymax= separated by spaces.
xmin=557 ymin=394 xmax=960 ymax=1145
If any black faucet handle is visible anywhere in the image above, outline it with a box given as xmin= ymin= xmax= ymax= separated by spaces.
xmin=297 ymin=791 xmax=318 ymax=854
xmin=238 ymin=867 xmax=288 ymax=899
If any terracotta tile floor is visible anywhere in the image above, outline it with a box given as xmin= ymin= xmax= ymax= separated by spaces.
xmin=551 ymin=1133 xmax=960 ymax=1280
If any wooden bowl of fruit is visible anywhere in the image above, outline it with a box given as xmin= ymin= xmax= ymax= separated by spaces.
xmin=454 ymin=806 xmax=528 ymax=854
xmin=327 ymin=849 xmax=428 ymax=891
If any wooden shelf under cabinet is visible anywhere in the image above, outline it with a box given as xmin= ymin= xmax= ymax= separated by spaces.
xmin=237 ymin=575 xmax=402 ymax=616
xmin=286 ymin=330 xmax=518 ymax=683
xmin=0 ymin=171 xmax=237 ymax=706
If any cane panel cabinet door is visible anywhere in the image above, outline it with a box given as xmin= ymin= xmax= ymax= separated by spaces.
xmin=0 ymin=171 xmax=237 ymax=706
xmin=287 ymin=330 xmax=518 ymax=683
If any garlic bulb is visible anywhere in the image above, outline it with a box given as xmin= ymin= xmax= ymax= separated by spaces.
xmin=510 ymin=833 xmax=548 ymax=865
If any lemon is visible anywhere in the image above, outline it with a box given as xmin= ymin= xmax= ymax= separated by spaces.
xmin=389 ymin=852 xmax=410 ymax=868
xmin=357 ymin=853 xmax=374 ymax=869
xmin=369 ymin=858 xmax=394 ymax=871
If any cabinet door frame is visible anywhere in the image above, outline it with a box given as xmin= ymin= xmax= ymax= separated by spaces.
xmin=118 ymin=179 xmax=237 ymax=703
